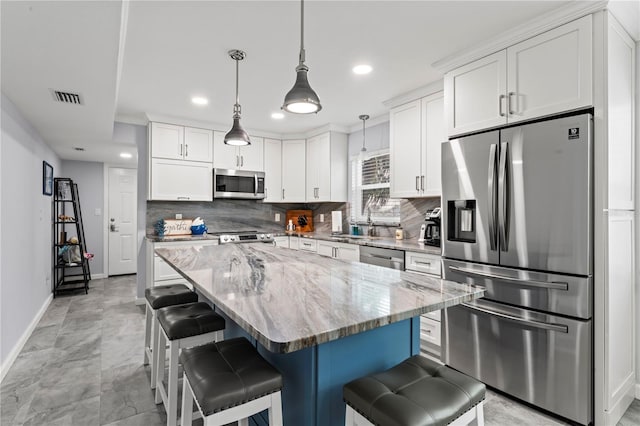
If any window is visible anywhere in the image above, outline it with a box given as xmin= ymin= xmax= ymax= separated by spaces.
xmin=351 ymin=150 xmax=400 ymax=223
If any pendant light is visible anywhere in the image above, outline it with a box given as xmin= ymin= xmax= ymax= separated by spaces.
xmin=358 ymin=114 xmax=369 ymax=159
xmin=282 ymin=0 xmax=322 ymax=114
xmin=224 ymin=49 xmax=251 ymax=146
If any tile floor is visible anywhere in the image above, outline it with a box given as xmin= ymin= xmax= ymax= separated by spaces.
xmin=1 ymin=275 xmax=639 ymax=425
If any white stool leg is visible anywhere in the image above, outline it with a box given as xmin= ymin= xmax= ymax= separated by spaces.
xmin=268 ymin=391 xmax=283 ymax=426
xmin=472 ymin=401 xmax=484 ymax=426
xmin=181 ymin=375 xmax=194 ymax=426
xmin=155 ymin=326 xmax=166 ymax=405
xmin=143 ymin=304 xmax=152 ymax=365
xmin=166 ymin=340 xmax=180 ymax=426
xmin=150 ymin=309 xmax=159 ymax=389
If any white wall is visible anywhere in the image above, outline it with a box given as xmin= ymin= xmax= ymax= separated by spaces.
xmin=0 ymin=93 xmax=60 ymax=375
xmin=60 ymin=160 xmax=105 ymax=276
xmin=635 ymin=41 xmax=640 ymax=399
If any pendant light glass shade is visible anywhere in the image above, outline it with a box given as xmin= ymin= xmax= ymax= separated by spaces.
xmin=224 ymin=49 xmax=250 ymax=146
xmin=282 ymin=0 xmax=322 ymax=114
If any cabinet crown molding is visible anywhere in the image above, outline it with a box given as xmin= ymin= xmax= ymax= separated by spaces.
xmin=382 ymin=80 xmax=444 ymax=110
xmin=432 ymin=0 xmax=607 ymax=72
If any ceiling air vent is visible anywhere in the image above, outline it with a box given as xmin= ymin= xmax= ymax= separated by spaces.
xmin=50 ymin=89 xmax=82 ymax=105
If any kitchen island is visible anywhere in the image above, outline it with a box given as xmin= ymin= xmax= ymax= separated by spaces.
xmin=155 ymin=243 xmax=484 ymax=425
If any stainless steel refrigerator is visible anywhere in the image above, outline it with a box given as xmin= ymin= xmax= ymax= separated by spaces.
xmin=441 ymin=113 xmax=593 ymax=425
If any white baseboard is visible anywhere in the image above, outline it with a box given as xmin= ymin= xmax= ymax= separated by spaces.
xmin=91 ymin=273 xmax=106 ymax=279
xmin=636 ymin=383 xmax=640 ymax=399
xmin=135 ymin=297 xmax=145 ymax=306
xmin=0 ymin=294 xmax=53 ymax=383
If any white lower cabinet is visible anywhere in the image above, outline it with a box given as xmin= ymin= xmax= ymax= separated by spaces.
xmin=273 ymin=236 xmax=289 ymax=248
xmin=146 ymin=240 xmax=218 ymax=289
xmin=317 ymin=241 xmax=359 ymax=261
xmin=405 ymin=250 xmax=442 ymax=359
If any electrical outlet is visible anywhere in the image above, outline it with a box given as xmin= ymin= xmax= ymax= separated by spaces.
xmin=275 ymin=213 xmax=281 ymax=222
xmin=319 ymin=214 xmax=324 ymax=222
xmin=175 ymin=213 xmax=182 ymax=220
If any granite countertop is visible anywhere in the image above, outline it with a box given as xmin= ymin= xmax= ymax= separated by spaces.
xmin=283 ymin=231 xmax=442 ymax=255
xmin=155 ymin=243 xmax=483 ymax=354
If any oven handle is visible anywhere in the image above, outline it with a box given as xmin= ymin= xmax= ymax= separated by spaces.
xmin=448 ymin=265 xmax=569 ymax=291
xmin=460 ymin=302 xmax=569 ymax=333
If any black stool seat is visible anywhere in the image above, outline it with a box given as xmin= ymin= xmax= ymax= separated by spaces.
xmin=157 ymin=302 xmax=225 ymax=340
xmin=145 ymin=284 xmax=197 ymax=309
xmin=343 ymin=355 xmax=485 ymax=426
xmin=180 ymin=337 xmax=283 ymax=416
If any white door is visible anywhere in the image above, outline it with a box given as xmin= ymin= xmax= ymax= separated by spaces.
xmin=108 ymin=167 xmax=137 ymax=276
xmin=507 ymin=15 xmax=592 ymax=124
xmin=421 ymin=93 xmax=444 ymax=197
xmin=213 ymin=131 xmax=239 ymax=169
xmin=240 ymin=137 xmax=264 ymax=171
xmin=183 ymin=127 xmax=213 ymax=162
xmin=390 ymin=99 xmax=422 ymax=198
xmin=444 ymin=50 xmax=507 ymax=137
xmin=150 ymin=122 xmax=184 ymax=160
xmin=282 ymin=139 xmax=306 ymax=202
xmin=263 ymin=138 xmax=282 ymax=202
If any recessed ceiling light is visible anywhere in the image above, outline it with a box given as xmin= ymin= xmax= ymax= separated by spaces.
xmin=353 ymin=64 xmax=373 ymax=75
xmin=191 ymin=96 xmax=209 ymax=106
xmin=120 ymin=152 xmax=132 ymax=159
xmin=271 ymin=112 xmax=285 ymax=120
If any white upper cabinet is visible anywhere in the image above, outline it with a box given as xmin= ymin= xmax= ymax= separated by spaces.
xmin=263 ymin=138 xmax=283 ymax=202
xmin=282 ymin=139 xmax=306 ymax=202
xmin=213 ymin=131 xmax=264 ymax=171
xmin=149 ymin=158 xmax=212 ymax=201
xmin=184 ymin=127 xmax=213 ymax=162
xmin=151 ymin=122 xmax=212 ymax=163
xmin=445 ymin=15 xmax=592 ymax=137
xmin=390 ymin=92 xmax=444 ymax=198
xmin=306 ymin=132 xmax=348 ymax=202
xmin=148 ymin=122 xmax=214 ymax=200
xmin=507 ymin=16 xmax=592 ymax=124
xmin=445 ymin=52 xmax=507 ymax=137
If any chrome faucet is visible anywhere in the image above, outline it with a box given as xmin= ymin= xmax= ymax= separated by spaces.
xmin=367 ymin=209 xmax=376 ymax=237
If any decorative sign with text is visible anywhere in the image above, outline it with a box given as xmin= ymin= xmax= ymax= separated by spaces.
xmin=163 ymin=219 xmax=192 ymax=235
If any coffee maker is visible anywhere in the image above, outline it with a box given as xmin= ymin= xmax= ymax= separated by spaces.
xmin=419 ymin=207 xmax=441 ymax=246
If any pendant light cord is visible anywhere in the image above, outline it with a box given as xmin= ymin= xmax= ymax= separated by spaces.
xmin=234 ymin=56 xmax=240 ymax=118
xmin=299 ymin=0 xmax=306 ymax=66
xmin=362 ymin=119 xmax=366 ymax=151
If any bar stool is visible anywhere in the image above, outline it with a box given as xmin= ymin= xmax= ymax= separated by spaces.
xmin=180 ymin=337 xmax=283 ymax=426
xmin=343 ymin=355 xmax=486 ymax=426
xmin=155 ymin=302 xmax=226 ymax=426
xmin=144 ymin=284 xmax=198 ymax=389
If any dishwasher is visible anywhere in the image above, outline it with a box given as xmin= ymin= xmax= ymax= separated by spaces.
xmin=358 ymin=246 xmax=404 ymax=270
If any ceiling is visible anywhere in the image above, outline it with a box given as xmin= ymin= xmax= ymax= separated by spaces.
xmin=2 ymin=1 xmax=587 ymax=165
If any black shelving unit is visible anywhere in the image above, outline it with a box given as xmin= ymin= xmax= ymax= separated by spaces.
xmin=52 ymin=178 xmax=91 ymax=296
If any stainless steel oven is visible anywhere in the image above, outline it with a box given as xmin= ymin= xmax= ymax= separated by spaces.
xmin=214 ymin=168 xmax=265 ymax=199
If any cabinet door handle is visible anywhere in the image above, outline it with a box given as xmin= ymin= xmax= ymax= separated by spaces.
xmin=508 ymin=92 xmax=516 ymax=116
xmin=416 ymin=176 xmax=420 ymax=192
xmin=177 ymin=196 xmax=190 ymax=200
xmin=282 ymin=188 xmax=285 ymax=200
xmin=241 ymin=156 xmax=244 ymax=167
xmin=499 ymin=95 xmax=506 ymax=117
xmin=185 ymin=144 xmax=188 ymax=157
xmin=236 ymin=155 xmax=239 ymax=167
xmin=180 ymin=144 xmax=183 ymax=156
xmin=421 ymin=175 xmax=425 ymax=192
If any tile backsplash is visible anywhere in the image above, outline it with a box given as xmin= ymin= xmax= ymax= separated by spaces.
xmin=146 ymin=197 xmax=439 ymax=240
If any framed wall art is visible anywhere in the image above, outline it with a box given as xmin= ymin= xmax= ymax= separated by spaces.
xmin=43 ymin=161 xmax=53 ymax=196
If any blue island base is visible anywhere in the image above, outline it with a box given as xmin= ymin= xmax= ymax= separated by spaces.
xmin=215 ymin=309 xmax=420 ymax=426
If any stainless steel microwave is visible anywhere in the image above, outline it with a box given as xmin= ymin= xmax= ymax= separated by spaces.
xmin=213 ymin=168 xmax=265 ymax=199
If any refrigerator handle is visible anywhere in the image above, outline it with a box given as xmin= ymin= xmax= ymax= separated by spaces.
xmin=488 ymin=144 xmax=498 ymax=251
xmin=498 ymin=142 xmax=510 ymax=250
xmin=460 ymin=302 xmax=569 ymax=333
